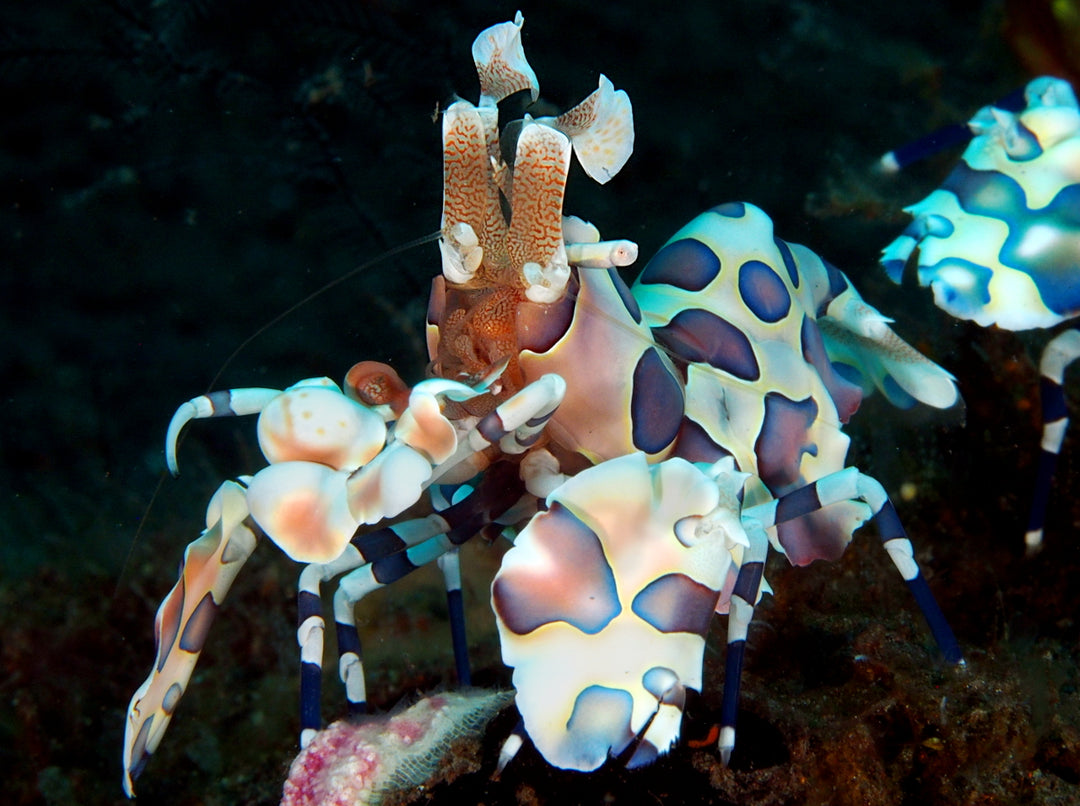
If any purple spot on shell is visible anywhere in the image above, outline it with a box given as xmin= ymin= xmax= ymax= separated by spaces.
xmin=161 ymin=683 xmax=183 ymax=715
xmin=179 ymin=592 xmax=218 ymax=654
xmin=822 ymin=259 xmax=849 ymax=305
xmin=800 ymin=316 xmax=862 ymax=423
xmin=773 ymin=237 xmax=800 ymax=288
xmin=631 ymin=573 xmax=719 ymax=636
xmin=738 ymin=259 xmax=791 ymax=323
xmin=630 ymin=348 xmax=684 ymax=455
xmin=672 ymin=417 xmax=733 ymax=464
xmin=754 ymin=392 xmax=818 ymax=493
xmin=608 ymin=268 xmax=642 ymax=323
xmin=492 ymin=502 xmax=620 ymax=636
xmin=127 ymin=718 xmax=153 ymax=779
xmin=155 ymin=579 xmax=185 ymax=672
xmin=565 ymin=685 xmax=635 ymax=761
xmin=638 ymin=238 xmax=721 ymax=292
xmin=709 ymin=201 xmax=747 ymax=218
xmin=778 ymin=511 xmax=851 ymax=566
xmin=653 ymin=308 xmax=760 ymax=381
xmin=517 ymin=274 xmax=578 ymax=353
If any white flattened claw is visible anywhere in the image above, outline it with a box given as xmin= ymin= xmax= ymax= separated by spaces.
xmin=492 ymin=454 xmax=731 ymax=771
xmin=549 ymin=74 xmax=634 ymax=184
xmin=817 ymin=317 xmax=960 ymax=410
xmin=392 ymin=389 xmax=459 ymax=464
xmin=561 ymin=215 xmax=600 ymax=244
xmin=346 ymin=444 xmax=434 ymax=523
xmin=508 ymin=121 xmax=572 ymax=279
xmin=257 ymin=385 xmax=387 ymax=470
xmin=441 ymin=99 xmax=507 ymax=277
xmin=472 ymin=11 xmax=538 ymax=106
xmin=245 ymin=462 xmax=356 ymax=563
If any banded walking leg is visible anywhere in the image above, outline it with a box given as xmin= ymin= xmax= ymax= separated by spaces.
xmin=297 ymin=548 xmax=373 ymax=747
xmin=716 ymin=520 xmax=769 ymax=765
xmin=1025 ymin=327 xmax=1080 ymax=553
xmin=333 ymin=461 xmax=525 ymax=717
xmin=437 ymin=548 xmax=470 ymax=686
xmin=296 ymin=509 xmax=476 ymax=746
xmin=715 ymin=467 xmax=963 ymax=763
xmin=748 ymin=468 xmax=961 ymax=661
xmin=295 ymin=374 xmax=561 ymax=740
xmin=875 ymin=86 xmax=1026 ymax=173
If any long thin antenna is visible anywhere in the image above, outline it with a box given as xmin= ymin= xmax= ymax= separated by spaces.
xmin=206 ymin=230 xmax=441 ymax=393
xmin=115 ymin=230 xmax=441 ymax=598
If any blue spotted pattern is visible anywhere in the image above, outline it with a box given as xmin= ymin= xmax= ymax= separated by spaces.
xmin=941 ymin=165 xmax=1080 ymax=315
xmin=630 ymin=348 xmax=684 ymax=454
xmin=565 ymin=686 xmax=635 ymax=761
xmin=491 ymin=502 xmax=621 ymax=635
xmin=638 ymin=239 xmax=721 ymax=292
xmin=653 ymin=308 xmax=760 ymax=381
xmin=773 ymin=237 xmax=800 ymax=288
xmin=754 ymin=392 xmax=819 ymax=493
xmin=738 ymin=259 xmax=791 ymax=323
xmin=608 ymin=268 xmax=643 ymax=323
xmin=631 ymin=573 xmax=718 ymax=636
xmin=709 ymin=201 xmax=747 ymax=218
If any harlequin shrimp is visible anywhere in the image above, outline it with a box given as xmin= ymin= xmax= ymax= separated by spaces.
xmin=123 ymin=13 xmax=963 ymax=797
xmin=880 ymin=76 xmax=1080 ymax=553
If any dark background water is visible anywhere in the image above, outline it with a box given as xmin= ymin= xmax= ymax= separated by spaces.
xmin=3 ymin=0 xmax=1079 ymax=803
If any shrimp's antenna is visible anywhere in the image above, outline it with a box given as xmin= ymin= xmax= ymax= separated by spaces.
xmin=207 ymin=230 xmax=441 ymax=393
xmin=114 ymin=230 xmax=440 ymax=598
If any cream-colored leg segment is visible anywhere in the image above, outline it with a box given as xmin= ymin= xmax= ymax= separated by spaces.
xmin=122 ymin=481 xmax=258 ymax=796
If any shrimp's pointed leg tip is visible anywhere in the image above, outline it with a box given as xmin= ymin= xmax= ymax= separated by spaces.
xmin=495 ymin=729 xmax=525 ymax=778
xmin=718 ymin=725 xmax=735 ymax=767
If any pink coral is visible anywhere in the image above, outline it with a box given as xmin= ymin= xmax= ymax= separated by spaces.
xmin=281 ymin=719 xmax=382 ymax=806
xmin=280 ymin=690 xmax=510 ymax=806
